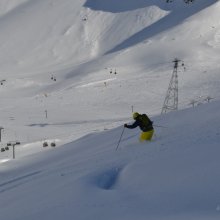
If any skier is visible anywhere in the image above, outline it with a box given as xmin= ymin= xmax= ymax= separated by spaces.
xmin=124 ymin=112 xmax=154 ymax=142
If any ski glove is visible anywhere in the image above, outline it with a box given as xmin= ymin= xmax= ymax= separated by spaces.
xmin=124 ymin=124 xmax=128 ymax=128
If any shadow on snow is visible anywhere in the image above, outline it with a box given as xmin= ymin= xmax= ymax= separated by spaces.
xmin=84 ymin=0 xmax=218 ymax=54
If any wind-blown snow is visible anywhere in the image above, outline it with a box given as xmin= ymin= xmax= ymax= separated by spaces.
xmin=0 ymin=0 xmax=220 ymax=219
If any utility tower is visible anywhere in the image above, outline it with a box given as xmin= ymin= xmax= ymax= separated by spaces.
xmin=161 ymin=58 xmax=183 ymax=114
xmin=0 ymin=127 xmax=3 ymax=142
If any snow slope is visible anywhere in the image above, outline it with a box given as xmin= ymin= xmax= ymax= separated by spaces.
xmin=1 ymin=101 xmax=220 ymax=220
xmin=0 ymin=0 xmax=220 ymax=219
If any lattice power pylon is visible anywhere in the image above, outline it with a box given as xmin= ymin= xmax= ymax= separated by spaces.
xmin=161 ymin=59 xmax=182 ymax=114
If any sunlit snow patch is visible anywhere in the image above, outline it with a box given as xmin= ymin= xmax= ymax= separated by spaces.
xmin=76 ymin=78 xmax=116 ymax=88
xmin=0 ymin=159 xmax=10 ymax=163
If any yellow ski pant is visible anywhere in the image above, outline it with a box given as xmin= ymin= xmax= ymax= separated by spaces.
xmin=139 ymin=129 xmax=154 ymax=142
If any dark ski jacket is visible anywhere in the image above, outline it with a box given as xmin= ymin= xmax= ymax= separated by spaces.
xmin=126 ymin=114 xmax=153 ymax=132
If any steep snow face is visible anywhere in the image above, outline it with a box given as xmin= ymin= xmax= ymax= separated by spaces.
xmin=0 ymin=0 xmax=218 ymax=75
xmin=0 ymin=0 xmax=87 ymax=74
xmin=0 ymin=100 xmax=220 ymax=220
xmin=0 ymin=0 xmax=172 ymax=75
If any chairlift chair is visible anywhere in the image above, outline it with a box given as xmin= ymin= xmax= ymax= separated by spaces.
xmin=51 ymin=142 xmax=56 ymax=147
xmin=43 ymin=142 xmax=48 ymax=147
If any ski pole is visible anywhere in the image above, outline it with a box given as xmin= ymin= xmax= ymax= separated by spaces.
xmin=116 ymin=126 xmax=125 ymax=151
xmin=154 ymin=124 xmax=168 ymax=129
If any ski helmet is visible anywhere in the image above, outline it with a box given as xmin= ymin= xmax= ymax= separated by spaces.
xmin=133 ymin=112 xmax=139 ymax=119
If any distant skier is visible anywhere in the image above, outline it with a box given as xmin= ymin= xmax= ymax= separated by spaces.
xmin=124 ymin=112 xmax=154 ymax=142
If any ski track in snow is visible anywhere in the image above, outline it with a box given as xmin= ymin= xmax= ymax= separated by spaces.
xmin=0 ymin=170 xmax=42 ymax=194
